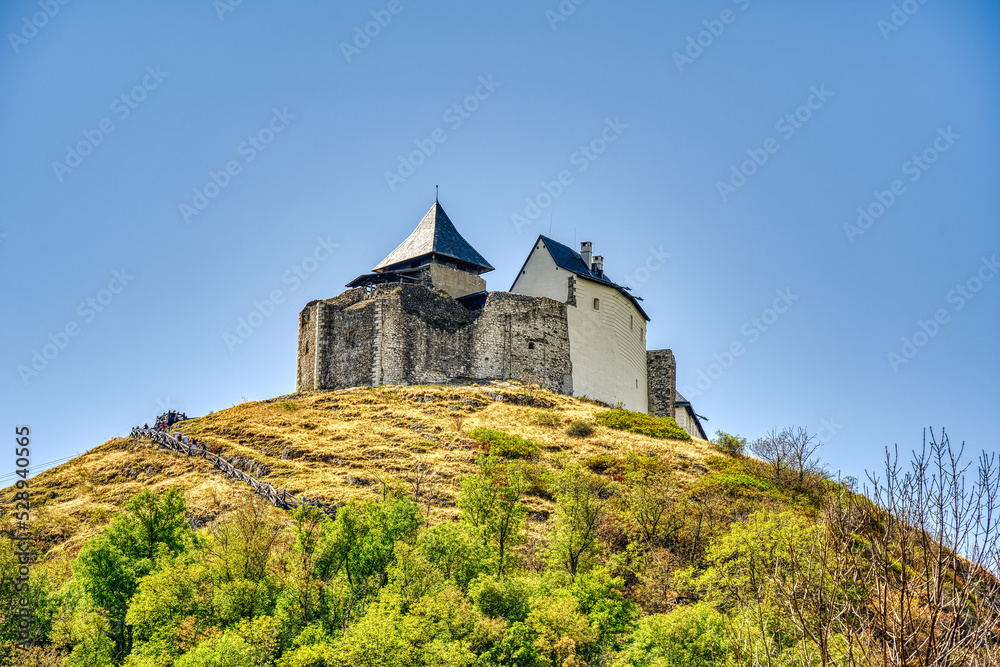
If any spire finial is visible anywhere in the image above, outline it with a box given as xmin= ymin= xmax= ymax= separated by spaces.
xmin=435 ymin=185 xmax=439 ymax=203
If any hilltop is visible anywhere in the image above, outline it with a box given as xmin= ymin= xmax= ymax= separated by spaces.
xmin=3 ymin=383 xmax=998 ymax=667
xmin=8 ymin=382 xmax=714 ymax=560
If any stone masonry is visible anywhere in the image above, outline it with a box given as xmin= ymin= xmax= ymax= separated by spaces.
xmin=646 ymin=349 xmax=676 ymax=418
xmin=297 ymin=284 xmax=573 ymax=394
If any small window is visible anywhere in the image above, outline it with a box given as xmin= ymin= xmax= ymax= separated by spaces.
xmin=304 ymin=341 xmax=309 ymax=353
xmin=630 ymin=315 xmax=634 ymax=330
xmin=346 ymin=330 xmax=355 ymax=345
xmin=636 ymin=379 xmax=638 ymax=388
xmin=593 ymin=298 xmax=600 ymax=310
xmin=528 ymin=342 xmax=535 ymax=350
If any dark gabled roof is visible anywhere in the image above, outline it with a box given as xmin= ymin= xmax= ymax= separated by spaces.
xmin=512 ymin=235 xmax=650 ymax=321
xmin=373 ymin=202 xmax=494 ymax=274
xmin=674 ymin=391 xmax=708 ymax=439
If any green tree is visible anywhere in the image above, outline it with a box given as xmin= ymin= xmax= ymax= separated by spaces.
xmin=0 ymin=538 xmax=55 ymax=661
xmin=207 ymin=496 xmax=283 ymax=623
xmin=315 ymin=497 xmax=421 ymax=593
xmin=547 ymin=463 xmax=609 ymax=578
xmin=417 ymin=522 xmax=490 ymax=590
xmin=458 ymin=455 xmax=527 ymax=576
xmin=124 ymin=553 xmax=214 ymax=662
xmin=569 ymin=568 xmax=638 ymax=648
xmin=174 ymin=615 xmax=281 ymax=667
xmin=612 ymin=604 xmax=733 ymax=667
xmin=105 ymin=488 xmax=191 ymax=567
xmin=712 ymin=430 xmax=747 ymax=457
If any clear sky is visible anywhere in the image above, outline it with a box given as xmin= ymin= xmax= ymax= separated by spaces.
xmin=1 ymin=0 xmax=997 ymax=484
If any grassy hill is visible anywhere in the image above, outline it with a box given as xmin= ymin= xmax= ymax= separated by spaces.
xmin=3 ymin=382 xmax=998 ymax=667
xmin=9 ymin=382 xmax=712 ymax=559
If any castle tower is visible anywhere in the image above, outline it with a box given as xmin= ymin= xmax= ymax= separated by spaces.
xmin=346 ymin=201 xmax=494 ymax=298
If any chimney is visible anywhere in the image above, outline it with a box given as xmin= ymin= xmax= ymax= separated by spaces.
xmin=580 ymin=242 xmax=592 ymax=271
xmin=593 ymin=255 xmax=603 ymax=276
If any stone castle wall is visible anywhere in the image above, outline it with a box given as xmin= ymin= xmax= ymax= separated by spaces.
xmin=646 ymin=349 xmax=676 ymax=418
xmin=297 ymin=285 xmax=572 ymax=394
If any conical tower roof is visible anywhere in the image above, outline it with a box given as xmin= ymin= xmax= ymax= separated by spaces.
xmin=373 ymin=202 xmax=494 ymax=274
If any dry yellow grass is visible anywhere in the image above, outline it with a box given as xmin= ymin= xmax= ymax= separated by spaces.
xmin=3 ymin=381 xmax=713 ymax=562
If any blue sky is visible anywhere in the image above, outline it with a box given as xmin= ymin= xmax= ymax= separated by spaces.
xmin=1 ymin=0 xmax=997 ymax=483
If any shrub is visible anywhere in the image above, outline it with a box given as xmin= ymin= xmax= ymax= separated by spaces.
xmin=613 ymin=604 xmax=732 ymax=667
xmin=468 ymin=574 xmax=533 ymax=623
xmin=565 ymin=420 xmax=595 ymax=438
xmin=533 ymin=411 xmax=562 ymax=427
xmin=595 ymin=410 xmax=691 ymax=440
xmin=712 ymin=430 xmax=746 ymax=456
xmin=469 ymin=428 xmax=539 ymax=459
xmin=583 ymin=455 xmax=622 ymax=474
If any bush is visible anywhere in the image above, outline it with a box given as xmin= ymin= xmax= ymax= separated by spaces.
xmin=583 ymin=454 xmax=622 ymax=474
xmin=469 ymin=428 xmax=539 ymax=459
xmin=712 ymin=430 xmax=746 ymax=456
xmin=595 ymin=410 xmax=691 ymax=440
xmin=565 ymin=420 xmax=594 ymax=438
xmin=613 ymin=604 xmax=732 ymax=667
xmin=468 ymin=574 xmax=533 ymax=623
xmin=533 ymin=411 xmax=562 ymax=427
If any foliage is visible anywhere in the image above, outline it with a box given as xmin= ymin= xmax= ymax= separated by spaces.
xmin=712 ymin=430 xmax=746 ymax=456
xmin=458 ymin=456 xmax=528 ymax=576
xmin=595 ymin=410 xmax=690 ymax=440
xmin=468 ymin=428 xmax=540 ymax=459
xmin=613 ymin=604 xmax=732 ymax=667
xmin=6 ymin=418 xmax=999 ymax=667
xmin=547 ymin=463 xmax=609 ymax=577
xmin=417 ymin=522 xmax=491 ymax=590
xmin=314 ymin=497 xmax=421 ymax=593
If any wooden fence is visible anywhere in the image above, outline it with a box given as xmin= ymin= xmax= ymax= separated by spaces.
xmin=129 ymin=428 xmax=338 ymax=518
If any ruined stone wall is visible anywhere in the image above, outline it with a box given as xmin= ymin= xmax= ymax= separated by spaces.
xmin=296 ymin=288 xmax=373 ymax=392
xmin=376 ymin=285 xmax=479 ymax=385
xmin=646 ymin=349 xmax=676 ymax=418
xmin=297 ymin=284 xmax=573 ymax=394
xmin=469 ymin=292 xmax=573 ymax=394
xmin=296 ymin=301 xmax=319 ymax=392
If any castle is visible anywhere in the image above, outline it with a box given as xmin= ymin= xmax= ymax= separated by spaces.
xmin=297 ymin=200 xmax=695 ymax=431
